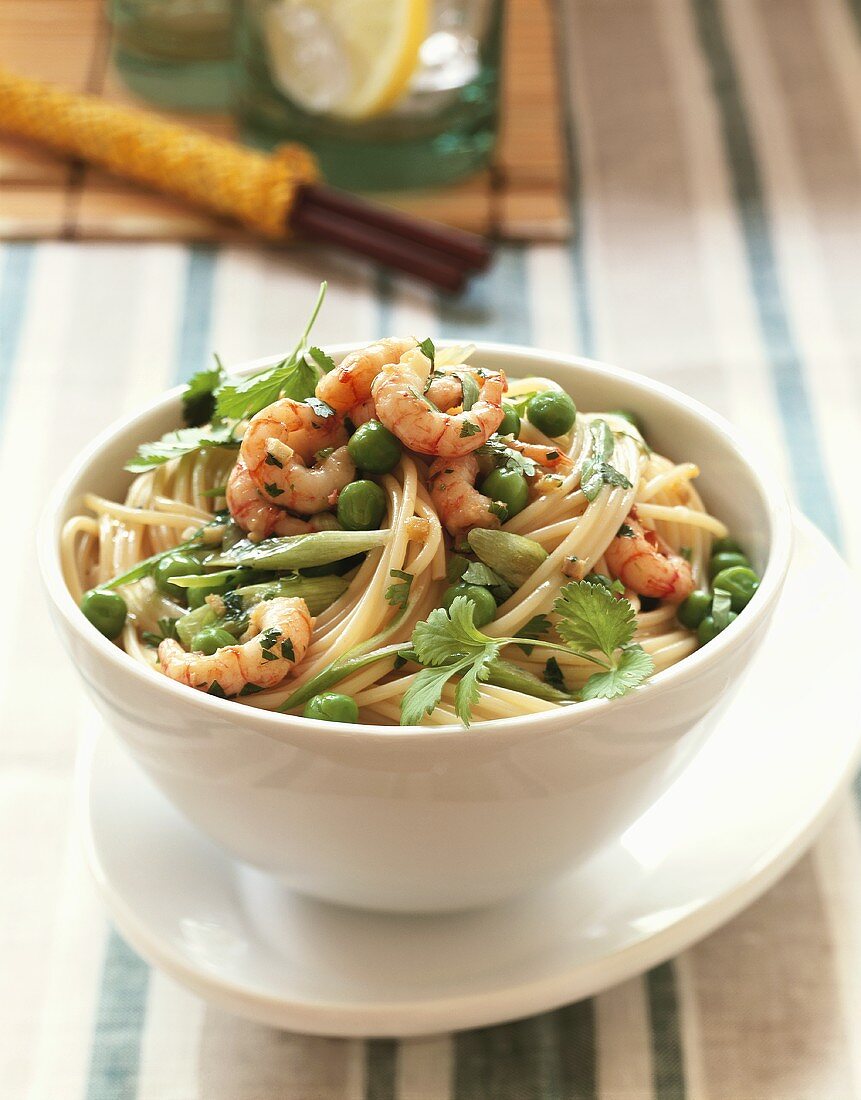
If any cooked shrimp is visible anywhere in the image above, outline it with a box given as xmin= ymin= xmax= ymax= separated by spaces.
xmin=158 ymin=597 xmax=313 ymax=696
xmin=315 ymin=337 xmax=417 ymax=412
xmin=425 ymin=373 xmax=465 ymax=412
xmin=428 ymin=454 xmax=501 ymax=541
xmin=349 ymin=397 xmax=378 ymax=427
xmin=604 ymin=512 xmax=694 ymax=603
xmin=226 ymin=457 xmax=319 ymax=539
xmin=240 ymin=398 xmax=354 ymax=515
xmin=372 ymin=348 xmax=506 ymax=457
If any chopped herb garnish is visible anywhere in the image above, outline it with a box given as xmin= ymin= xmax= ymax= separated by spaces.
xmin=385 ymin=569 xmax=413 ymax=609
xmin=617 ymin=523 xmax=635 ymax=538
xmin=306 ymin=396 xmax=335 ymax=420
xmin=259 ymin=628 xmax=280 ymax=650
xmin=488 ymin=501 xmax=508 ymax=521
xmin=207 ymin=681 xmax=228 ymax=698
xmin=125 ymin=423 xmax=238 ymax=473
xmin=182 ymin=359 xmax=225 ymax=427
xmin=457 ymin=372 xmax=480 ymax=412
xmin=477 ymin=438 xmax=538 ymax=477
xmin=418 ymin=337 xmax=436 ymax=367
xmin=238 ymin=683 xmax=264 ymax=696
xmin=265 ymin=452 xmax=284 ymax=469
xmin=264 ymin=482 xmax=284 ymax=498
xmin=579 ymin=420 xmax=633 ymax=502
xmin=543 ymin=657 xmax=567 ymax=692
xmin=281 ymin=638 xmax=295 ymax=661
xmin=459 ymin=421 xmax=481 ymax=438
xmin=461 ymin=561 xmax=505 ymax=588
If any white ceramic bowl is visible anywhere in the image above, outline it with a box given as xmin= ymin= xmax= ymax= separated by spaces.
xmin=40 ymin=344 xmax=793 ymax=913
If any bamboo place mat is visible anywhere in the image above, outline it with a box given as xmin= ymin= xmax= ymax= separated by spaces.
xmin=0 ymin=0 xmax=571 ymax=242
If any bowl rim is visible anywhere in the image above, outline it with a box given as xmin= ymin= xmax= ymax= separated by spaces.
xmin=38 ymin=340 xmax=794 ymax=745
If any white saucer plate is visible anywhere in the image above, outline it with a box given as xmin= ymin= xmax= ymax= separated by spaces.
xmin=78 ymin=515 xmax=861 ymax=1037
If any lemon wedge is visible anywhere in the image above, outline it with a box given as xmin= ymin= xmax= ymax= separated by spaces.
xmin=263 ymin=0 xmax=429 ymax=120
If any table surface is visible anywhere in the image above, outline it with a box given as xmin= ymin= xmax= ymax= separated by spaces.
xmin=3 ymin=0 xmax=861 ymax=1097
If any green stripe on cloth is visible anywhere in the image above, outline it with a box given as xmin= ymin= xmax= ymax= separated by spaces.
xmin=84 ymin=931 xmax=150 ymax=1100
xmin=646 ymin=963 xmax=686 ymax=1099
xmin=365 ymin=1038 xmax=398 ymax=1100
xmin=0 ymin=244 xmax=34 ymax=430
xmin=454 ymin=1002 xmax=596 ymax=1100
xmin=690 ymin=0 xmax=842 ymax=549
xmin=174 ymin=245 xmax=218 ymax=384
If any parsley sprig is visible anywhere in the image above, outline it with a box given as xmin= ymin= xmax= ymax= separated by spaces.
xmin=400 ymin=582 xmax=654 ymax=726
xmin=125 ymin=284 xmax=333 ymax=471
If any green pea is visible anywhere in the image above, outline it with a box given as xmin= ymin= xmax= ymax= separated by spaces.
xmin=709 ymin=551 xmax=750 ymax=579
xmin=711 ymin=566 xmax=760 ymax=612
xmin=677 ymin=590 xmax=712 ymax=630
xmin=347 ymin=419 xmax=402 ymax=474
xmin=526 ymin=391 xmax=577 ymax=437
xmin=480 ymin=468 xmax=529 ymax=521
xmin=337 ymin=480 xmax=387 ymax=531
xmin=80 ymin=589 xmax=127 ymax=639
xmin=608 ymin=409 xmax=641 ymax=431
xmin=303 ymin=692 xmax=359 ymax=723
xmin=711 ymin=536 xmax=744 ymax=556
xmin=442 ymin=583 xmax=497 ymax=628
xmin=697 ymin=611 xmax=738 ymax=645
xmin=497 ymin=403 xmax=521 ymax=438
xmin=154 ymin=552 xmax=201 ymax=598
xmin=191 ymin=627 xmax=236 ymax=655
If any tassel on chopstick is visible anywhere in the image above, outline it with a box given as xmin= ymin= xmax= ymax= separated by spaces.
xmin=0 ymin=66 xmax=492 ymax=291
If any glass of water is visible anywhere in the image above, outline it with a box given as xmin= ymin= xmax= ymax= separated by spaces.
xmin=110 ymin=0 xmax=234 ymax=111
xmin=234 ymin=0 xmax=504 ymax=190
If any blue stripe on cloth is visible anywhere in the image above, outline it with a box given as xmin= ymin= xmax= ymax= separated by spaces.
xmin=173 ymin=246 xmax=218 ymax=384
xmin=85 ymin=244 xmax=220 ymax=1099
xmin=437 ymin=246 xmax=533 ymax=345
xmin=0 ymin=243 xmax=35 ymax=434
xmin=690 ymin=0 xmax=842 ymax=549
xmin=84 ymin=931 xmax=150 ymax=1100
xmin=555 ymin=0 xmax=595 ymax=359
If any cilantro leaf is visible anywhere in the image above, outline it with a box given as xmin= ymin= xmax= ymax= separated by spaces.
xmin=454 ymin=651 xmax=495 ymax=727
xmin=125 ymin=423 xmax=237 ymax=472
xmin=385 ymin=569 xmax=413 ymax=609
xmin=712 ymin=588 xmax=732 ymax=631
xmin=214 ymin=283 xmax=328 ymax=420
xmin=579 ymin=419 xmax=632 ymax=501
xmin=307 ymin=346 xmax=336 ymax=373
xmin=418 ymin=337 xmax=436 ymax=367
xmin=182 ymin=359 xmax=225 ymax=427
xmin=460 ymin=421 xmax=481 ymax=438
xmin=457 ymin=372 xmax=480 ymax=412
xmin=400 ymin=659 xmax=470 ymax=726
xmin=515 ymin=613 xmax=552 ymax=654
xmin=412 ymin=598 xmax=496 ymax=666
xmin=617 ymin=523 xmax=635 ymax=538
xmin=461 ymin=561 xmax=505 ymax=588
xmin=580 ymin=645 xmax=654 ymax=701
xmin=553 ymin=581 xmax=636 ymax=659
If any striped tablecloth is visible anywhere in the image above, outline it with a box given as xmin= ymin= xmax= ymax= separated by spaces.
xmin=3 ymin=1 xmax=861 ymax=1096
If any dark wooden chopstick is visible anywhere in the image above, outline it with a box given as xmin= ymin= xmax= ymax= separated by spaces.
xmin=297 ymin=184 xmax=493 ymax=271
xmin=290 ymin=184 xmax=492 ymax=293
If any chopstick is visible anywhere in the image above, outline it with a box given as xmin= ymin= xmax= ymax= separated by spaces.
xmin=0 ymin=65 xmax=494 ymax=293
xmin=291 ymin=185 xmax=489 ymax=293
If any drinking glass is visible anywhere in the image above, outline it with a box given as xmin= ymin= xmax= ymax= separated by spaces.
xmin=110 ymin=0 xmax=235 ymax=110
xmin=234 ymin=0 xmax=503 ymax=190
